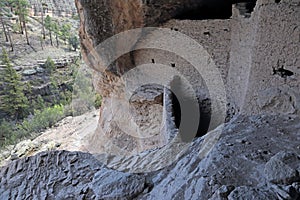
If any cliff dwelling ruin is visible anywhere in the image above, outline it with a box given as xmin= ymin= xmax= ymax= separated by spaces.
xmin=73 ymin=0 xmax=300 ymax=156
xmin=0 ymin=0 xmax=299 ymax=199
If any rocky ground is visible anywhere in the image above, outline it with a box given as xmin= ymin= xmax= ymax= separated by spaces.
xmin=0 ymin=114 xmax=299 ymax=199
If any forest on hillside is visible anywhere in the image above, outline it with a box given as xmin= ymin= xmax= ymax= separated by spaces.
xmin=0 ymin=0 xmax=101 ymax=148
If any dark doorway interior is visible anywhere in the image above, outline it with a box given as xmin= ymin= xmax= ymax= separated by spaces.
xmin=175 ymin=2 xmax=232 ymax=20
xmin=171 ymin=92 xmax=211 ymax=139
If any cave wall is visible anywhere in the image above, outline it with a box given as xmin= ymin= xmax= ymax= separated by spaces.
xmin=76 ymin=0 xmax=232 ymax=76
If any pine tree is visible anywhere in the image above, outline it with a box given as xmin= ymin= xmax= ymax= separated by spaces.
xmin=60 ymin=23 xmax=71 ymax=44
xmin=12 ymin=0 xmax=30 ymax=44
xmin=52 ymin=21 xmax=60 ymax=47
xmin=0 ymin=2 xmax=14 ymax=51
xmin=69 ymin=34 xmax=79 ymax=51
xmin=34 ymin=95 xmax=45 ymax=110
xmin=44 ymin=56 xmax=56 ymax=73
xmin=40 ymin=2 xmax=48 ymax=39
xmin=0 ymin=48 xmax=29 ymax=119
xmin=0 ymin=6 xmax=8 ymax=42
xmin=45 ymin=15 xmax=53 ymax=46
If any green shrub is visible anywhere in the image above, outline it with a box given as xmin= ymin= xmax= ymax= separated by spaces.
xmin=95 ymin=94 xmax=102 ymax=108
xmin=59 ymin=91 xmax=72 ymax=105
xmin=12 ymin=23 xmax=21 ymax=33
xmin=17 ymin=104 xmax=65 ymax=137
xmin=0 ymin=120 xmax=15 ymax=146
xmin=44 ymin=57 xmax=56 ymax=73
xmin=69 ymin=35 xmax=80 ymax=51
xmin=71 ymin=13 xmax=80 ymax=20
xmin=33 ymin=95 xmax=46 ymax=110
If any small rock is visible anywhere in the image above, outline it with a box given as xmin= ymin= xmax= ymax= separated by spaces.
xmin=292 ymin=182 xmax=300 ymax=192
xmin=36 ymin=67 xmax=45 ymax=73
xmin=264 ymin=151 xmax=300 ymax=185
xmin=271 ymin=184 xmax=298 ymax=200
xmin=235 ymin=138 xmax=247 ymax=144
xmin=228 ymin=186 xmax=277 ymax=200
xmin=10 ymin=154 xmax=18 ymax=161
xmin=218 ymin=185 xmax=235 ymax=197
xmin=225 ymin=143 xmax=233 ymax=146
xmin=72 ymin=179 xmax=79 ymax=186
xmin=55 ymin=143 xmax=61 ymax=148
xmin=13 ymin=66 xmax=22 ymax=71
xmin=22 ymin=69 xmax=37 ymax=76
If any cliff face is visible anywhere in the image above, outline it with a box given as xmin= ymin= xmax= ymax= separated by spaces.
xmin=0 ymin=0 xmax=299 ymax=199
xmin=28 ymin=0 xmax=77 ymax=17
xmin=76 ymin=0 xmax=233 ymax=56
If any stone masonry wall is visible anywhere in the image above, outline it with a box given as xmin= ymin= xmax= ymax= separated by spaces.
xmin=241 ymin=0 xmax=300 ymax=115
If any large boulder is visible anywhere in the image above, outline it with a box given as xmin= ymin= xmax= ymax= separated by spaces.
xmin=0 ymin=151 xmax=146 ymax=199
xmin=264 ymin=151 xmax=300 ymax=185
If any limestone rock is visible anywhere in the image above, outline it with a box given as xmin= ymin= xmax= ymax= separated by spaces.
xmin=208 ymin=185 xmax=235 ymax=200
xmin=0 ymin=151 xmax=146 ymax=200
xmin=22 ymin=69 xmax=37 ymax=76
xmin=264 ymin=151 xmax=300 ymax=185
xmin=227 ymin=186 xmax=277 ymax=200
xmin=0 ymin=115 xmax=300 ymax=199
xmin=271 ymin=184 xmax=300 ymax=200
xmin=92 ymin=169 xmax=146 ymax=199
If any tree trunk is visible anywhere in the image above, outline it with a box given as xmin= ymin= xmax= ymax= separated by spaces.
xmin=56 ymin=34 xmax=59 ymax=47
xmin=0 ymin=17 xmax=8 ymax=42
xmin=22 ymin=18 xmax=29 ymax=45
xmin=6 ymin=23 xmax=14 ymax=51
xmin=40 ymin=37 xmax=44 ymax=50
xmin=41 ymin=8 xmax=45 ymax=39
xmin=49 ymin=31 xmax=53 ymax=46
xmin=19 ymin=16 xmax=24 ymax=34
